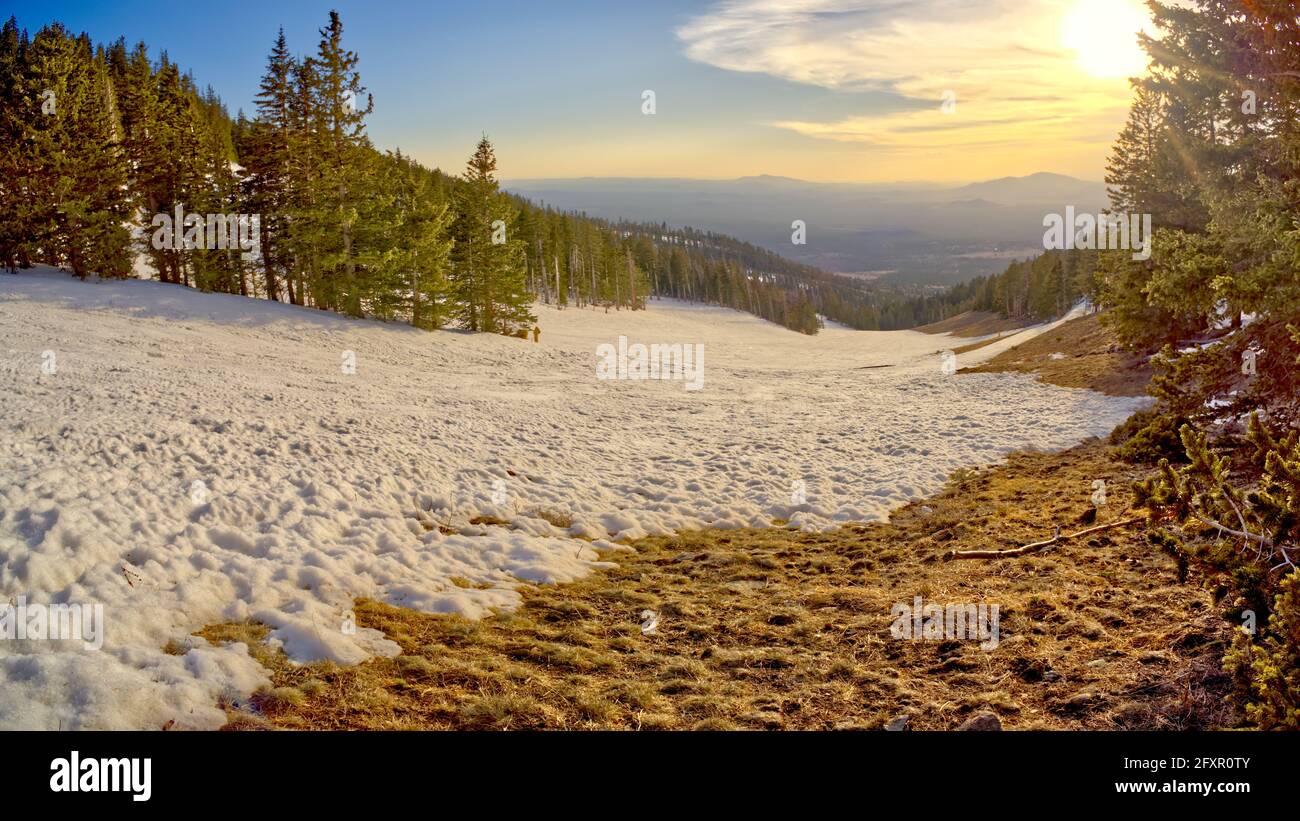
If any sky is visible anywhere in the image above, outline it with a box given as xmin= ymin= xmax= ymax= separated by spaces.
xmin=7 ymin=0 xmax=1156 ymax=183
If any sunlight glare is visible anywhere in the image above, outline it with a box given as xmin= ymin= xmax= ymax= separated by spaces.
xmin=1061 ymin=0 xmax=1151 ymax=79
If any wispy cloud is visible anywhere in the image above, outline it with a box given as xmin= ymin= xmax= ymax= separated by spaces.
xmin=677 ymin=0 xmax=1149 ymax=161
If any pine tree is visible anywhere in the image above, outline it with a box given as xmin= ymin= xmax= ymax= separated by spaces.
xmin=109 ymin=40 xmax=160 ymax=234
xmin=295 ymin=10 xmax=373 ymax=316
xmin=1135 ymin=409 xmax=1300 ymax=728
xmin=282 ymin=55 xmax=320 ymax=306
xmin=0 ymin=17 xmax=31 ymax=271
xmin=135 ymin=55 xmax=212 ymax=286
xmin=243 ymin=28 xmax=296 ymax=302
xmin=188 ymin=84 xmax=245 ymax=295
xmin=388 ymin=151 xmax=453 ymax=329
xmin=1106 ymin=84 xmax=1165 ymax=214
xmin=69 ymin=43 xmax=132 ymax=277
xmin=449 ymin=136 xmax=534 ymax=334
xmin=19 ymin=24 xmax=130 ymax=277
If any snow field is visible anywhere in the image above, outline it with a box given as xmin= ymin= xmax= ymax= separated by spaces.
xmin=0 ymin=268 xmax=1145 ymax=728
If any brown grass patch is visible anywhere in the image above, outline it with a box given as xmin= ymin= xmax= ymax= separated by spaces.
xmin=197 ymin=439 xmax=1235 ymax=731
xmin=963 ymin=313 xmax=1151 ymax=396
xmin=917 ymin=311 xmax=1037 ymax=338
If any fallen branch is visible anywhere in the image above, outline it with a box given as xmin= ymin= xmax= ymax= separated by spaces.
xmin=943 ymin=517 xmax=1143 ymax=561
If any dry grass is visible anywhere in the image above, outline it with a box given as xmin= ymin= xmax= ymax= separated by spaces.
xmin=951 ymin=334 xmax=1013 ymax=356
xmin=198 ymin=439 xmax=1236 ymax=731
xmin=963 ymin=313 xmax=1151 ymax=397
xmin=917 ymin=311 xmax=1036 ymax=338
xmin=526 ymin=508 xmax=574 ymax=529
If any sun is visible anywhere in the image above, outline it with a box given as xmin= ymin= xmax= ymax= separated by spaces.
xmin=1060 ymin=0 xmax=1151 ymax=79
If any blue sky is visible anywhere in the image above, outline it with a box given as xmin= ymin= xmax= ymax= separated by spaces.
xmin=6 ymin=0 xmax=1147 ymax=182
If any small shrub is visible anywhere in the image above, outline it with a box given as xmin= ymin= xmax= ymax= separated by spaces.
xmin=1111 ymin=408 xmax=1188 ymax=464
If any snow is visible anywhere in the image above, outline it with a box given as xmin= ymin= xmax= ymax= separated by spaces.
xmin=0 ymin=268 xmax=1146 ymax=728
xmin=949 ymin=300 xmax=1092 ymax=363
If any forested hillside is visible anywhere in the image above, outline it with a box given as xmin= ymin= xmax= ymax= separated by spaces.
xmin=888 ymin=249 xmax=1101 ymax=328
xmin=0 ymin=12 xmax=911 ymax=336
xmin=1089 ymin=0 xmax=1300 ymax=729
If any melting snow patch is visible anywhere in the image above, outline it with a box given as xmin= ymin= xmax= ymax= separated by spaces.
xmin=0 ymin=269 xmax=1146 ymax=727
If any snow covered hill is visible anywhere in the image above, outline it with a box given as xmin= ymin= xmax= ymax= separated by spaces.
xmin=0 ymin=267 xmax=1145 ymax=729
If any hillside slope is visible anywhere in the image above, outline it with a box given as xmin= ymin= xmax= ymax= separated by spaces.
xmin=214 ymin=328 xmax=1231 ymax=731
xmin=0 ymin=267 xmax=1142 ymax=728
xmin=963 ymin=313 xmax=1152 ymax=397
xmin=916 ymin=311 xmax=1036 ymax=338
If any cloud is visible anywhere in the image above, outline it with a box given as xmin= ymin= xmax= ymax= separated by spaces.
xmin=677 ymin=0 xmax=1146 ymax=157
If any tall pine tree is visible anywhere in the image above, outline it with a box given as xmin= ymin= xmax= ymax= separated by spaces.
xmin=449 ymin=136 xmax=533 ymax=334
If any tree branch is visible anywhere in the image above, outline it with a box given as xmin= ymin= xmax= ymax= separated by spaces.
xmin=943 ymin=517 xmax=1143 ymax=561
xmin=1189 ymin=512 xmax=1271 ymax=546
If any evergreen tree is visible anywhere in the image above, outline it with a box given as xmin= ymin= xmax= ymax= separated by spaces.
xmin=296 ymin=10 xmax=373 ymax=316
xmin=1105 ymin=84 xmax=1165 ymax=215
xmin=388 ymin=150 xmax=453 ymax=329
xmin=242 ymin=28 xmax=296 ymax=302
xmin=18 ymin=24 xmax=130 ymax=277
xmin=449 ymin=137 xmax=533 ymax=334
xmin=0 ymin=17 xmax=31 ymax=270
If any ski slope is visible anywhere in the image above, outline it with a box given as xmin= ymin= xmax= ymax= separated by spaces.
xmin=0 ymin=268 xmax=1146 ymax=728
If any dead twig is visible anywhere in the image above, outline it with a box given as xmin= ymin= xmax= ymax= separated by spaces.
xmin=1190 ymin=512 xmax=1271 ymax=547
xmin=943 ymin=517 xmax=1143 ymax=561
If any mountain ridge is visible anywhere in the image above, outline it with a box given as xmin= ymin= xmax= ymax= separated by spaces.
xmin=505 ymin=173 xmax=1110 ymax=284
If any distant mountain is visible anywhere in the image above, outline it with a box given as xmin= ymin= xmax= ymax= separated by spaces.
xmin=946 ymin=172 xmax=1107 ymax=204
xmin=733 ymin=174 xmax=808 ymax=187
xmin=505 ymin=173 xmax=1109 ymax=286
